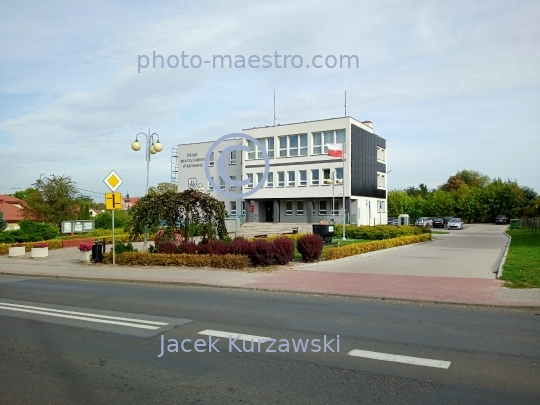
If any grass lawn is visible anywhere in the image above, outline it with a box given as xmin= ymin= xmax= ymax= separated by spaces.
xmin=293 ymin=238 xmax=370 ymax=259
xmin=501 ymin=229 xmax=540 ymax=288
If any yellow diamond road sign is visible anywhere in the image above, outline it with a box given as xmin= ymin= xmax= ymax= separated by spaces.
xmin=104 ymin=170 xmax=123 ymax=192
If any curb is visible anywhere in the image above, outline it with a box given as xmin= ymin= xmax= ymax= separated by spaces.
xmin=2 ymin=271 xmax=539 ymax=310
xmin=497 ymin=230 xmax=511 ymax=279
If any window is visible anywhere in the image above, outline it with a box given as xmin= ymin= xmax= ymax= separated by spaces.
xmin=278 ymin=172 xmax=285 ymax=187
xmin=297 ymin=200 xmax=304 ymax=215
xmin=208 ymin=177 xmax=214 ymax=191
xmin=247 ymin=173 xmax=254 ymax=188
xmin=323 ymin=131 xmax=334 ymax=154
xmin=377 ymin=147 xmax=386 ymax=162
xmin=257 ymin=172 xmax=263 ymax=186
xmin=299 ymin=134 xmax=308 ymax=156
xmin=299 ymin=170 xmax=307 ymax=186
xmin=230 ymin=201 xmax=237 ymax=216
xmin=230 ymin=175 xmax=236 ymax=191
xmin=313 ymin=132 xmax=322 ymax=154
xmin=319 ymin=200 xmax=327 ymax=215
xmin=209 ymin=152 xmax=214 ymax=167
xmin=323 ymin=169 xmax=331 ymax=183
xmin=220 ymin=177 xmax=225 ymax=190
xmin=266 ymin=172 xmax=274 ymax=187
xmin=279 ymin=136 xmax=287 ymax=157
xmin=230 ymin=150 xmax=237 ymax=165
xmin=311 ymin=169 xmax=319 ymax=185
xmin=377 ymin=173 xmax=386 ymax=189
xmin=247 ymin=140 xmax=256 ymax=160
xmin=332 ymin=201 xmax=339 ymax=216
xmin=336 ymin=167 xmax=344 ymax=180
xmin=267 ymin=137 xmax=275 ymax=158
xmin=288 ymin=171 xmax=295 ymax=186
xmin=336 ymin=129 xmax=346 ymax=144
xmin=242 ymin=202 xmax=246 ymax=215
xmin=289 ymin=135 xmax=298 ymax=156
xmin=377 ymin=200 xmax=386 ymax=213
xmin=286 ymin=200 xmax=293 ymax=215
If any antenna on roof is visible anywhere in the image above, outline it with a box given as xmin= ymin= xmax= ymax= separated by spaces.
xmin=273 ymin=86 xmax=276 ymax=126
xmin=344 ymin=74 xmax=347 ymax=117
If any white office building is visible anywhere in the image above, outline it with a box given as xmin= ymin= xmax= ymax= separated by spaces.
xmin=177 ymin=116 xmax=388 ymax=226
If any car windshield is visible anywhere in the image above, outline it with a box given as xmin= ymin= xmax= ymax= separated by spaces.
xmin=449 ymin=218 xmax=461 ymax=222
xmin=433 ymin=218 xmax=442 ymax=221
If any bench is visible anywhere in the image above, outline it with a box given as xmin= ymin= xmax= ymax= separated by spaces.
xmin=254 ymin=234 xmax=268 ymax=238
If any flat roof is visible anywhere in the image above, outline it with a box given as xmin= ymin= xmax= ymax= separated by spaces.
xmin=242 ymin=116 xmax=367 ymax=131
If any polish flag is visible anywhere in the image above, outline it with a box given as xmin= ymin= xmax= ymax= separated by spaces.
xmin=327 ymin=144 xmax=343 ymax=158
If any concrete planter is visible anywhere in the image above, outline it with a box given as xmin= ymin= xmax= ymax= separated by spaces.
xmin=8 ymin=246 xmax=26 ymax=257
xmin=80 ymin=251 xmax=92 ymax=262
xmin=30 ymin=247 xmax=48 ymax=259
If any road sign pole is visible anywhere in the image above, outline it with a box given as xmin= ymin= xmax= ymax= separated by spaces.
xmin=112 ymin=209 xmax=115 ymax=265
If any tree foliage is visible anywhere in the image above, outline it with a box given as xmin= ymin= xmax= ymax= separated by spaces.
xmin=12 ymin=188 xmax=39 ymax=202
xmin=148 ymin=182 xmax=178 ymax=194
xmin=126 ymin=189 xmax=227 ymax=241
xmin=23 ymin=175 xmax=85 ymax=226
xmin=389 ymin=170 xmax=533 ymax=223
xmin=0 ymin=211 xmax=7 ymax=232
xmin=94 ymin=210 xmax=131 ymax=229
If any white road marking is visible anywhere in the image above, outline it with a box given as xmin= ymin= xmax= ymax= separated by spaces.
xmin=198 ymin=329 xmax=272 ymax=342
xmin=0 ymin=302 xmax=168 ymax=325
xmin=348 ymin=349 xmax=451 ymax=369
xmin=0 ymin=305 xmax=164 ymax=330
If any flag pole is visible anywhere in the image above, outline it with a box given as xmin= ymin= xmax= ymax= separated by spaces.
xmin=342 ymin=141 xmax=346 ymax=240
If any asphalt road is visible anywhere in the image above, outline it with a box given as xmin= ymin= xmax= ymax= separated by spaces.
xmin=0 ymin=275 xmax=539 ymax=404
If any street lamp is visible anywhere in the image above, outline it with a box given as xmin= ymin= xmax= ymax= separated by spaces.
xmin=325 ymin=171 xmax=346 ymax=240
xmin=131 ymin=129 xmax=163 ymax=250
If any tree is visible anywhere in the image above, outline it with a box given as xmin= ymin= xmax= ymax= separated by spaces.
xmin=127 ymin=189 xmax=227 ymax=241
xmin=12 ymin=188 xmax=39 ymax=202
xmin=94 ymin=210 xmax=131 ymax=229
xmin=441 ymin=170 xmax=490 ymax=191
xmin=148 ymin=182 xmax=178 ymax=194
xmin=23 ymin=175 xmax=84 ymax=226
xmin=0 ymin=211 xmax=7 ymax=232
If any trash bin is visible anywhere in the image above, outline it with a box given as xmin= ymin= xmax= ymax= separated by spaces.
xmin=312 ymin=224 xmax=335 ymax=244
xmin=91 ymin=241 xmax=104 ymax=263
xmin=510 ymin=219 xmax=520 ymax=230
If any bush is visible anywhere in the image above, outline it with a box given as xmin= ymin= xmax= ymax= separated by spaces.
xmin=202 ymin=240 xmax=228 ymax=255
xmin=114 ymin=242 xmax=136 ymax=254
xmin=227 ymin=237 xmax=251 ymax=255
xmin=102 ymin=252 xmax=250 ymax=269
xmin=323 ymin=234 xmax=432 ymax=260
xmin=157 ymin=241 xmax=177 ymax=254
xmin=178 ymin=242 xmax=199 ymax=254
xmin=332 ymin=224 xmax=422 ymax=240
xmin=94 ymin=210 xmax=130 ymax=229
xmin=272 ymin=237 xmax=295 ymax=265
xmin=297 ymin=234 xmax=324 ymax=262
xmin=249 ymin=239 xmax=275 ymax=266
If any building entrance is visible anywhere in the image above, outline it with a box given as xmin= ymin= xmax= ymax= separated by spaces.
xmin=265 ymin=200 xmax=274 ymax=222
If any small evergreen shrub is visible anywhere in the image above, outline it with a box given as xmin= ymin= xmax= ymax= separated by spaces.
xmin=297 ymin=234 xmax=323 ymax=262
xmin=114 ymin=242 xmax=136 ymax=254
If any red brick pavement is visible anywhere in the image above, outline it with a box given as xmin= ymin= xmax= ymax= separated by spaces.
xmin=244 ymin=271 xmax=505 ymax=305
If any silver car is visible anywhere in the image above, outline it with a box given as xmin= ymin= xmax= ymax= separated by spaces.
xmin=414 ymin=217 xmax=432 ymax=227
xmin=447 ymin=218 xmax=464 ymax=230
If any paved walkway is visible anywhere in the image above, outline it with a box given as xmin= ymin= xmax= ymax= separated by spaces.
xmin=1 ymin=225 xmax=538 ymax=307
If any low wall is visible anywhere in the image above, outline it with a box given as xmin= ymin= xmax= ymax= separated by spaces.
xmin=62 ymin=238 xmax=96 ymax=248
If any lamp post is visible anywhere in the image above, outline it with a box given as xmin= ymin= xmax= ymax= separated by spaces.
xmin=131 ymin=129 xmax=163 ymax=251
xmin=325 ymin=171 xmax=346 ymax=240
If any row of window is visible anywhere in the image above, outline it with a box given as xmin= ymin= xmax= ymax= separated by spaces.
xmin=245 ymin=168 xmax=344 ymax=188
xmin=227 ymin=200 xmax=341 ymax=216
xmin=246 ymin=130 xmax=347 ymax=160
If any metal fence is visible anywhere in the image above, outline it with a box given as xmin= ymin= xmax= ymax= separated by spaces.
xmin=518 ymin=217 xmax=540 ymax=236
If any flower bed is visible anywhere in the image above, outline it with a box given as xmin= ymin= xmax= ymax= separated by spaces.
xmin=0 ymin=239 xmax=63 ymax=255
xmin=322 ymin=234 xmax=432 ymax=260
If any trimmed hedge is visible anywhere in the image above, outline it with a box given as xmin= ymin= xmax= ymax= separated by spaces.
xmin=297 ymin=234 xmax=323 ymax=262
xmin=102 ymin=252 xmax=250 ymax=269
xmin=0 ymin=239 xmax=63 ymax=255
xmin=248 ymin=233 xmax=309 ymax=243
xmin=323 ymin=234 xmax=432 ymax=260
xmin=332 ymin=225 xmax=424 ymax=240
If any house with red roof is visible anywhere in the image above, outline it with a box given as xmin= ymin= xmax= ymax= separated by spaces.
xmin=0 ymin=195 xmax=28 ymax=231
xmin=122 ymin=192 xmax=139 ymax=210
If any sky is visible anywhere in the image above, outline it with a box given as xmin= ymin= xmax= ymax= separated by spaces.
xmin=1 ymin=0 xmax=539 ymax=200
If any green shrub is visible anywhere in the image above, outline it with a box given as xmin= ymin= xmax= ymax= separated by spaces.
xmin=332 ymin=224 xmax=422 ymax=240
xmin=323 ymin=234 xmax=432 ymax=260
xmin=114 ymin=242 xmax=136 ymax=254
xmin=102 ymin=252 xmax=250 ymax=269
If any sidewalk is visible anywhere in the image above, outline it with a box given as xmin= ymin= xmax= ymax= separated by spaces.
xmin=1 ymin=243 xmax=539 ymax=308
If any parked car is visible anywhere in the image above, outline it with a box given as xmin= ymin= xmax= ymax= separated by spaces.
xmin=388 ymin=217 xmax=397 ymax=225
xmin=443 ymin=216 xmax=453 ymax=227
xmin=414 ymin=217 xmax=432 ymax=227
xmin=432 ymin=218 xmax=445 ymax=228
xmin=390 ymin=218 xmax=399 ymax=226
xmin=495 ymin=215 xmax=509 ymax=225
xmin=447 ymin=218 xmax=464 ymax=230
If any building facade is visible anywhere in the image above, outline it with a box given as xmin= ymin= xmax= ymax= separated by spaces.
xmin=177 ymin=117 xmax=388 ymax=226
